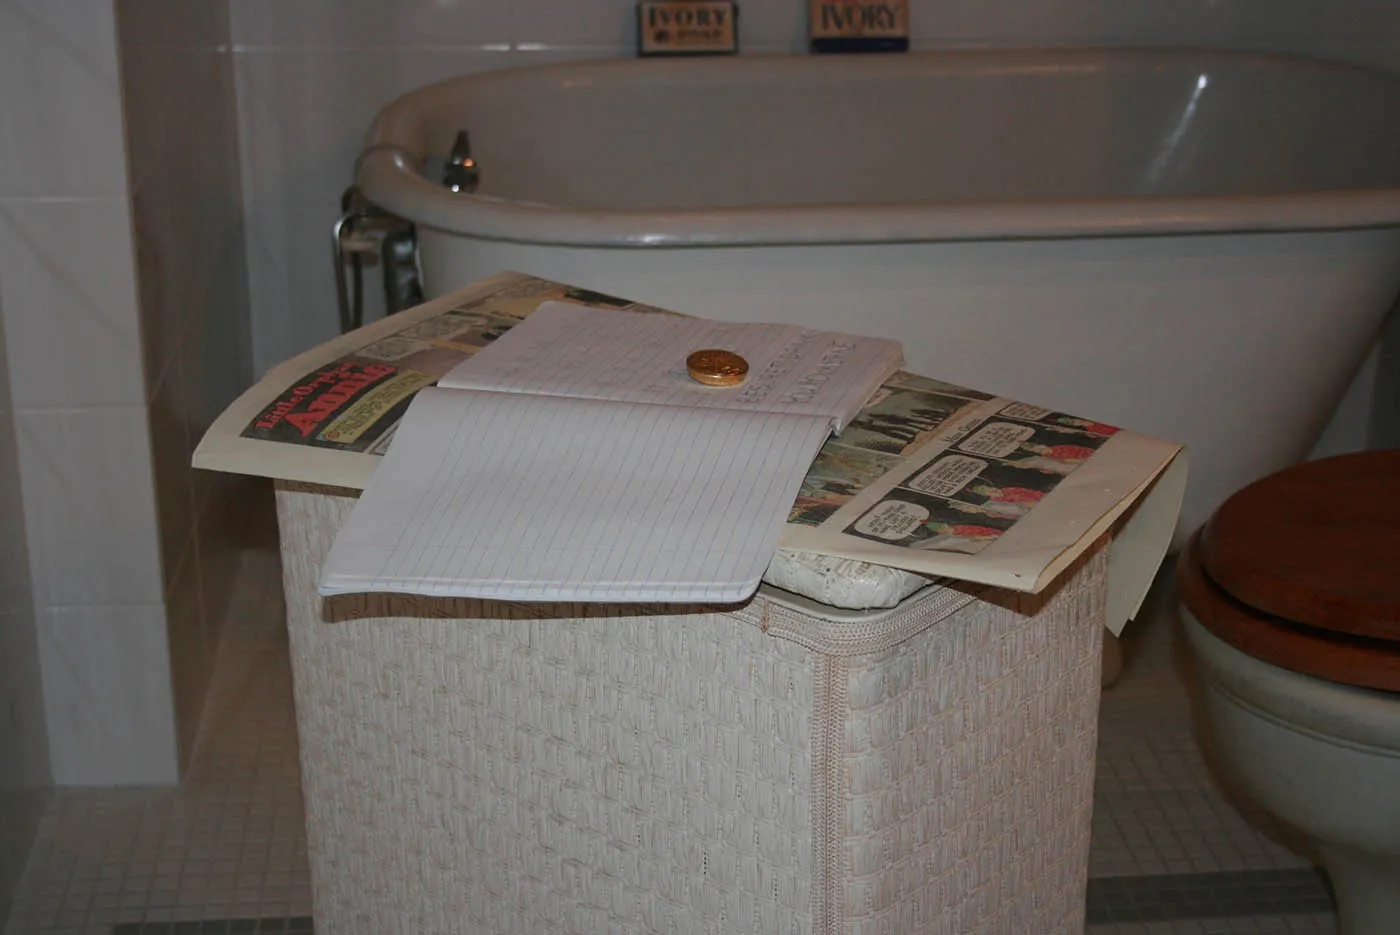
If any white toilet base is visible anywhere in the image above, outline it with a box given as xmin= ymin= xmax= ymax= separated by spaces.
xmin=1320 ymin=845 xmax=1400 ymax=935
xmin=1181 ymin=609 xmax=1400 ymax=935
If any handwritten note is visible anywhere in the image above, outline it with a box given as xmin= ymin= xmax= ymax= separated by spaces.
xmin=439 ymin=302 xmax=903 ymax=430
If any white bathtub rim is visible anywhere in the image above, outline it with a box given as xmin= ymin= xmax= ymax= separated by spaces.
xmin=356 ymin=45 xmax=1400 ymax=247
xmin=358 ymin=147 xmax=1400 ymax=248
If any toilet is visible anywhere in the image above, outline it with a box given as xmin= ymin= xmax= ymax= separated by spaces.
xmin=1176 ymin=450 xmax=1400 ymax=935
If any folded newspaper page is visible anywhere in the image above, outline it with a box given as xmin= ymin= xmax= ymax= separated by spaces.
xmin=195 ymin=271 xmax=1186 ymax=605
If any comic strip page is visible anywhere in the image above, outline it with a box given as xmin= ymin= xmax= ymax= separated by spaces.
xmin=236 ymin=279 xmax=663 ymax=456
xmin=195 ymin=272 xmax=1183 ymax=592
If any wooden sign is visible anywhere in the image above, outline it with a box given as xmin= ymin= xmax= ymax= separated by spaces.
xmin=809 ymin=0 xmax=909 ymax=52
xmin=638 ymin=2 xmax=739 ymax=56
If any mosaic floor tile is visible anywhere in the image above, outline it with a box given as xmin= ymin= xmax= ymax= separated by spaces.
xmin=4 ymin=538 xmax=309 ymax=935
xmin=112 ymin=918 xmax=313 ymax=934
xmin=1087 ymin=914 xmax=1337 ymax=934
xmin=1086 ymin=869 xmax=1333 ymax=924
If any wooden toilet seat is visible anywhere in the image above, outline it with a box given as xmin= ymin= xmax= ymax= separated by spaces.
xmin=1176 ymin=450 xmax=1400 ymax=692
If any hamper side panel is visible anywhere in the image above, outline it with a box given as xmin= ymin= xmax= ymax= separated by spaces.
xmin=836 ymin=545 xmax=1108 ymax=934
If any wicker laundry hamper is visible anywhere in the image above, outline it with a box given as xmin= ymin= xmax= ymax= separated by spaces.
xmin=276 ymin=481 xmax=1105 ymax=934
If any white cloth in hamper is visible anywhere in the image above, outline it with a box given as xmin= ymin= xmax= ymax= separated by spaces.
xmin=277 ymin=480 xmax=1106 ymax=935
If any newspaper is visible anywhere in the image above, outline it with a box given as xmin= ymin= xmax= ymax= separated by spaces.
xmin=195 ymin=271 xmax=1186 ymax=600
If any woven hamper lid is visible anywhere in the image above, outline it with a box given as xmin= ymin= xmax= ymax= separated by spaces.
xmin=1198 ymin=450 xmax=1400 ymax=642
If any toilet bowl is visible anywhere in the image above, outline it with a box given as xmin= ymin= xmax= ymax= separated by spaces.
xmin=1176 ymin=450 xmax=1400 ymax=935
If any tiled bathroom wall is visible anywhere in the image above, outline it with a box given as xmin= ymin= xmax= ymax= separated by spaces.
xmin=0 ymin=287 xmax=51 ymax=923
xmin=0 ymin=0 xmax=256 ymax=797
xmin=115 ymin=0 xmax=256 ymax=784
xmin=230 ymin=0 xmax=1400 ymax=384
xmin=0 ymin=0 xmax=177 ymax=788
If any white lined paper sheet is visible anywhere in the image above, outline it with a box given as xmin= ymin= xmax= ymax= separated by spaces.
xmin=319 ymin=388 xmax=834 ymax=603
xmin=319 ymin=302 xmax=903 ymax=603
xmin=439 ymin=302 xmax=903 ymax=430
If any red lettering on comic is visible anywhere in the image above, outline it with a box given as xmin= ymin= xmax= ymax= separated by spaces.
xmin=253 ymin=361 xmax=397 ymax=436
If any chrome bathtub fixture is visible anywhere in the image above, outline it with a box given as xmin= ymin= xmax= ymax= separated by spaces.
xmin=443 ymin=130 xmax=479 ymax=193
xmin=331 ymin=186 xmax=423 ymax=334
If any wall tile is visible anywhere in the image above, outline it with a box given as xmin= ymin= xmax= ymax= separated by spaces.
xmin=36 ymin=604 xmax=179 ymax=786
xmin=180 ymin=241 xmax=253 ymax=444
xmin=119 ymin=0 xmax=229 ymax=50
xmin=0 ymin=782 xmax=48 ymax=920
xmin=245 ymin=207 xmax=365 ymax=375
xmin=149 ymin=349 xmax=196 ymax=591
xmin=0 ymin=0 xmax=129 ymax=199
xmin=0 ymin=300 xmax=50 ymax=923
xmin=229 ymin=0 xmax=514 ymax=49
xmin=112 ymin=0 xmax=254 ymax=792
xmin=1182 ymin=0 xmax=1400 ymax=56
xmin=510 ymin=0 xmax=635 ymax=48
xmin=1310 ymin=343 xmax=1379 ymax=459
xmin=507 ymin=44 xmax=645 ymax=65
xmin=233 ymin=46 xmax=514 ymax=210
xmin=164 ymin=551 xmax=209 ymax=771
xmin=166 ymin=0 xmax=230 ymax=49
xmin=114 ymin=0 xmax=179 ymax=50
xmin=0 ymin=504 xmax=30 ymax=613
xmin=730 ymin=0 xmax=809 ymax=53
xmin=905 ymin=0 xmax=1128 ymax=47
xmin=124 ymin=40 xmax=251 ymax=402
xmin=191 ymin=474 xmax=263 ymax=679
xmin=115 ymin=9 xmax=170 ymax=196
xmin=165 ymin=48 xmax=224 ymax=204
xmin=12 ymin=407 xmax=163 ymax=608
xmin=0 ymin=198 xmax=147 ymax=410
xmin=0 ymin=611 xmax=50 ymax=792
xmin=0 ymin=382 xmax=32 ymax=618
xmin=131 ymin=176 xmax=180 ymax=396
xmin=902 ymin=0 xmax=1400 ymax=66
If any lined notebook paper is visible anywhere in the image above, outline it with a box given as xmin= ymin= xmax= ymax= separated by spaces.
xmin=439 ymin=302 xmax=903 ymax=431
xmin=319 ymin=304 xmax=903 ymax=602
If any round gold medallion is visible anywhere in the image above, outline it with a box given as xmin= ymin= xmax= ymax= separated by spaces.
xmin=686 ymin=349 xmax=749 ymax=387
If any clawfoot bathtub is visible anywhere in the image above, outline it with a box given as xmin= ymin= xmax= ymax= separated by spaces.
xmin=357 ymin=48 xmax=1400 ymax=542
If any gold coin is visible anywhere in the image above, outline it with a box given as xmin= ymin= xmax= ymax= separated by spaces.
xmin=686 ymin=349 xmax=749 ymax=387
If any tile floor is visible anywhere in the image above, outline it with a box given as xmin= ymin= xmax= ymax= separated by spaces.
xmin=2 ymin=535 xmax=1339 ymax=934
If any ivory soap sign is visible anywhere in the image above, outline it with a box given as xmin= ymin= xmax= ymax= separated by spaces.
xmin=638 ymin=1 xmax=738 ymax=55
xmin=809 ymin=0 xmax=909 ymax=51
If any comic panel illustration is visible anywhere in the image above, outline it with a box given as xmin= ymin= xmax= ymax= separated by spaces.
xmin=838 ymin=386 xmax=978 ymax=456
xmin=345 ymin=309 xmax=521 ymax=375
xmin=238 ymin=275 xmax=687 ymax=457
xmin=844 ymin=488 xmax=1018 ymax=554
xmin=883 ymin=371 xmax=996 ymax=401
xmin=788 ymin=444 xmax=901 ymax=526
xmin=953 ymin=420 xmax=1110 ymax=474
xmin=899 ymin=452 xmax=1067 ymax=519
xmin=396 ymin=309 xmax=522 ymax=352
xmin=789 ymin=496 xmax=844 ymax=527
xmin=996 ymin=402 xmax=1120 ymax=436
